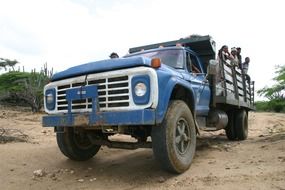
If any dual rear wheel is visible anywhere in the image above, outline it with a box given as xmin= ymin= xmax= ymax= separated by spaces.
xmin=225 ymin=109 xmax=248 ymax=140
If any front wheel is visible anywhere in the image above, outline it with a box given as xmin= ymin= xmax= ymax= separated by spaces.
xmin=56 ymin=128 xmax=101 ymax=161
xmin=151 ymin=100 xmax=196 ymax=173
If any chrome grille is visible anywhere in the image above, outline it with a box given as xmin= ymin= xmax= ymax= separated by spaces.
xmin=56 ymin=75 xmax=130 ymax=112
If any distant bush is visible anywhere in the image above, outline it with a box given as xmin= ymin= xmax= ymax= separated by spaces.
xmin=0 ymin=71 xmax=50 ymax=112
xmin=255 ymin=99 xmax=285 ymax=113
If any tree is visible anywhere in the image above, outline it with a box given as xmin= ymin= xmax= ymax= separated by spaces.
xmin=257 ymin=65 xmax=285 ymax=112
xmin=258 ymin=65 xmax=285 ymax=100
xmin=0 ymin=58 xmax=19 ymax=71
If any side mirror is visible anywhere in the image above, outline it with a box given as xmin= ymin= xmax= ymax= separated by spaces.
xmin=207 ymin=59 xmax=219 ymax=75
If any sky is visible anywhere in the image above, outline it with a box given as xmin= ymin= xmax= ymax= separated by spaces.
xmin=0 ymin=0 xmax=284 ymax=99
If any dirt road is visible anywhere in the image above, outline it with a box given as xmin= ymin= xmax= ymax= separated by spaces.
xmin=0 ymin=107 xmax=284 ymax=190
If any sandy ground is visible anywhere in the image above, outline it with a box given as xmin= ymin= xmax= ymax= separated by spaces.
xmin=0 ymin=106 xmax=284 ymax=190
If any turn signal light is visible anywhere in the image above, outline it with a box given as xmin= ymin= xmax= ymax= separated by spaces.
xmin=151 ymin=58 xmax=161 ymax=68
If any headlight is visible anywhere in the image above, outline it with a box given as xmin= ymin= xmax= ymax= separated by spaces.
xmin=46 ymin=93 xmax=54 ymax=104
xmin=132 ymin=75 xmax=150 ymax=105
xmin=135 ymin=82 xmax=147 ymax=97
xmin=45 ymin=88 xmax=56 ymax=110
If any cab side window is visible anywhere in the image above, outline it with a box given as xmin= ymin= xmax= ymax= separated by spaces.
xmin=186 ymin=53 xmax=202 ymax=73
xmin=190 ymin=54 xmax=202 ymax=73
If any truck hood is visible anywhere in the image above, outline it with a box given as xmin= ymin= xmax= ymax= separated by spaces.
xmin=51 ymin=57 xmax=151 ymax=81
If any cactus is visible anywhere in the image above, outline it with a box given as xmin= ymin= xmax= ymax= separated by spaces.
xmin=0 ymin=63 xmax=53 ymax=112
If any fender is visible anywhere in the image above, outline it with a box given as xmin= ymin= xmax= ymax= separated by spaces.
xmin=155 ymin=69 xmax=196 ymax=124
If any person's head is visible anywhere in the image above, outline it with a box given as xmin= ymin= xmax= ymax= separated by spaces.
xmin=236 ymin=47 xmax=241 ymax=54
xmin=110 ymin=52 xmax=119 ymax=59
xmin=221 ymin=45 xmax=229 ymax=52
xmin=245 ymin=57 xmax=250 ymax=63
xmin=231 ymin=47 xmax=237 ymax=55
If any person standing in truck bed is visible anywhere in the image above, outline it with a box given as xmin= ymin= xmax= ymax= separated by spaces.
xmin=236 ymin=47 xmax=242 ymax=69
xmin=230 ymin=47 xmax=239 ymax=67
xmin=243 ymin=57 xmax=250 ymax=74
xmin=218 ymin=45 xmax=231 ymax=63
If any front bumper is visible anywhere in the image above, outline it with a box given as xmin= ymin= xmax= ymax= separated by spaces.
xmin=42 ymin=109 xmax=156 ymax=127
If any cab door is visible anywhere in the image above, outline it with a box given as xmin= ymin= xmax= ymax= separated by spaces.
xmin=185 ymin=52 xmax=211 ymax=116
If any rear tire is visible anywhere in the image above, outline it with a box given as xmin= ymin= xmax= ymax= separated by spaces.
xmin=225 ymin=110 xmax=237 ymax=140
xmin=234 ymin=109 xmax=248 ymax=140
xmin=151 ymin=100 xmax=196 ymax=173
xmin=56 ymin=128 xmax=101 ymax=161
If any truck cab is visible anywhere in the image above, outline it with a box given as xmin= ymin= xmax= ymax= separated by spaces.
xmin=42 ymin=35 xmax=255 ymax=173
xmin=125 ymin=46 xmax=211 ymax=116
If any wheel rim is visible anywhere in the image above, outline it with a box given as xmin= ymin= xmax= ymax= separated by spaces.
xmin=175 ymin=118 xmax=191 ymax=155
xmin=73 ymin=131 xmax=93 ymax=150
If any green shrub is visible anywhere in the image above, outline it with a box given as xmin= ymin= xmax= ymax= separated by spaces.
xmin=0 ymin=71 xmax=50 ymax=112
xmin=255 ymin=99 xmax=285 ymax=113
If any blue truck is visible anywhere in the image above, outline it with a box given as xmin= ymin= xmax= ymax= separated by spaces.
xmin=42 ymin=35 xmax=255 ymax=173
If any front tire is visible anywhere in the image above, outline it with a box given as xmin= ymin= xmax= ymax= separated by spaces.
xmin=151 ymin=100 xmax=196 ymax=173
xmin=56 ymin=128 xmax=101 ymax=161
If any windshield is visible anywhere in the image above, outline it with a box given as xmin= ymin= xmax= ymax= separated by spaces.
xmin=126 ymin=49 xmax=184 ymax=69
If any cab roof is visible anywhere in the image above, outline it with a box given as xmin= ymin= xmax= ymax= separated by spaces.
xmin=129 ymin=35 xmax=216 ymax=67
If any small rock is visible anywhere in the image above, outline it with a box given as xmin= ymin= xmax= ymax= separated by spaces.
xmin=208 ymin=161 xmax=216 ymax=164
xmin=10 ymin=169 xmax=14 ymax=172
xmin=41 ymin=130 xmax=47 ymax=134
xmin=89 ymin=178 xmax=97 ymax=182
xmin=88 ymin=167 xmax=92 ymax=170
xmin=33 ymin=169 xmax=46 ymax=177
xmin=259 ymin=134 xmax=264 ymax=137
xmin=158 ymin=176 xmax=166 ymax=183
xmin=48 ymin=173 xmax=56 ymax=178
xmin=78 ymin=179 xmax=84 ymax=183
xmin=54 ymin=169 xmax=61 ymax=174
xmin=65 ymin=169 xmax=69 ymax=172
xmin=70 ymin=170 xmax=75 ymax=174
xmin=225 ymin=167 xmax=230 ymax=170
xmin=278 ymin=156 xmax=285 ymax=162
